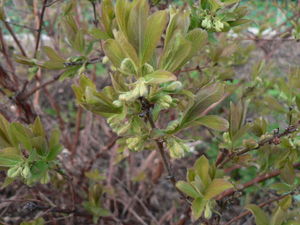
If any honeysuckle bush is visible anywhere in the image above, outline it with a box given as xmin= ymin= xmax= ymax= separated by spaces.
xmin=1 ymin=0 xmax=300 ymax=224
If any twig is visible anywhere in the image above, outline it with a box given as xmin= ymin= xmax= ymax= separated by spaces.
xmin=22 ymin=73 xmax=62 ymax=99
xmin=139 ymin=97 xmax=189 ymax=202
xmin=217 ymin=162 xmax=300 ymax=201
xmin=217 ymin=121 xmax=300 ymax=168
xmin=33 ymin=0 xmax=48 ymax=58
xmin=223 ymin=192 xmax=291 ymax=225
xmin=4 ymin=20 xmax=38 ymax=31
xmin=3 ymin=21 xmax=27 ymax=56
xmin=72 ymin=106 xmax=83 ymax=153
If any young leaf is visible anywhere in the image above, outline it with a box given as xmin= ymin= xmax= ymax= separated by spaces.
xmin=42 ymin=46 xmax=65 ymax=63
xmin=142 ymin=10 xmax=168 ymax=64
xmin=115 ymin=0 xmax=132 ymax=37
xmin=180 ymin=83 xmax=224 ymax=129
xmin=32 ymin=117 xmax=45 ymax=137
xmin=194 ymin=115 xmax=229 ymax=131
xmin=194 ymin=155 xmax=210 ymax=187
xmin=176 ymin=181 xmax=200 ymax=199
xmin=0 ymin=147 xmax=23 ymax=167
xmin=204 ymin=179 xmax=233 ymax=200
xmin=127 ymin=0 xmax=149 ymax=56
xmin=103 ymin=39 xmax=126 ymax=67
xmin=191 ymin=198 xmax=206 ymax=220
xmin=144 ymin=70 xmax=176 ymax=84
xmin=246 ymin=204 xmax=269 ymax=225
xmin=89 ymin=28 xmax=110 ymax=40
xmin=47 ymin=129 xmax=62 ymax=161
xmin=73 ymin=30 xmax=85 ymax=54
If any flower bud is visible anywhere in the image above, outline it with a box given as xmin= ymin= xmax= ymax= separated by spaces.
xmin=164 ymin=81 xmax=182 ymax=91
xmin=7 ymin=166 xmax=22 ymax=178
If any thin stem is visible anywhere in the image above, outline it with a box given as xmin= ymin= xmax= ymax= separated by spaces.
xmin=223 ymin=192 xmax=291 ymax=225
xmin=33 ymin=0 xmax=48 ymax=58
xmin=217 ymin=121 xmax=300 ymax=168
xmin=3 ymin=21 xmax=27 ymax=56
xmin=142 ymin=98 xmax=188 ymax=202
xmin=217 ymin=162 xmax=300 ymax=201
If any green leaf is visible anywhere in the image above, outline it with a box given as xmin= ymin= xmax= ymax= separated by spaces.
xmin=191 ymin=198 xmax=206 ymax=220
xmin=270 ymin=183 xmax=291 ymax=194
xmin=160 ymin=34 xmax=192 ymax=72
xmin=9 ymin=123 xmax=32 ymax=150
xmin=246 ymin=204 xmax=269 ymax=225
xmin=176 ymin=181 xmax=200 ymax=198
xmin=204 ymin=179 xmax=233 ymax=200
xmin=127 ymin=0 xmax=149 ymax=56
xmin=0 ymin=114 xmax=12 ymax=148
xmin=47 ymin=129 xmax=62 ymax=161
xmin=0 ymin=147 xmax=23 ymax=167
xmin=42 ymin=46 xmax=65 ymax=63
xmin=194 ymin=155 xmax=210 ymax=187
xmin=115 ymin=0 xmax=132 ymax=37
xmin=89 ymin=28 xmax=110 ymax=40
xmin=32 ymin=117 xmax=45 ymax=137
xmin=43 ymin=61 xmax=65 ymax=70
xmin=73 ymin=30 xmax=85 ymax=54
xmin=103 ymin=39 xmax=126 ymax=67
xmin=144 ymin=70 xmax=176 ymax=84
xmin=281 ymin=161 xmax=295 ymax=185
xmin=180 ymin=83 xmax=224 ymax=129
xmin=142 ymin=10 xmax=168 ymax=64
xmin=184 ymin=28 xmax=208 ymax=63
xmin=101 ymin=0 xmax=114 ymax=37
xmin=194 ymin=115 xmax=229 ymax=131
xmin=114 ymin=31 xmax=139 ymax=65
xmin=164 ymin=10 xmax=190 ymax=46
xmin=14 ymin=55 xmax=36 ymax=66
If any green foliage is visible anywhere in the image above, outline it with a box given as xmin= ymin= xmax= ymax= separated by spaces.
xmin=176 ymin=155 xmax=233 ymax=220
xmin=1 ymin=0 xmax=300 ymax=224
xmin=0 ymin=115 xmax=62 ymax=185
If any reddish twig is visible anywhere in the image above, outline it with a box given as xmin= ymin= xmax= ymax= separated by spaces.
xmin=223 ymin=192 xmax=291 ymax=225
xmin=33 ymin=0 xmax=48 ymax=58
xmin=217 ymin=121 xmax=300 ymax=168
xmin=3 ymin=21 xmax=27 ymax=57
xmin=217 ymin=162 xmax=300 ymax=201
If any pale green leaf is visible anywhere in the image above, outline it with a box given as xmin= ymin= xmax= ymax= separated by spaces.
xmin=144 ymin=70 xmax=176 ymax=84
xmin=42 ymin=46 xmax=65 ymax=63
xmin=194 ymin=155 xmax=210 ymax=187
xmin=0 ymin=147 xmax=23 ymax=167
xmin=142 ymin=10 xmax=168 ymax=64
xmin=246 ymin=204 xmax=269 ymax=225
xmin=194 ymin=115 xmax=229 ymax=131
xmin=89 ymin=28 xmax=110 ymax=40
xmin=204 ymin=179 xmax=233 ymax=200
xmin=103 ymin=39 xmax=126 ymax=67
xmin=191 ymin=198 xmax=206 ymax=220
xmin=127 ymin=0 xmax=149 ymax=56
xmin=176 ymin=181 xmax=200 ymax=199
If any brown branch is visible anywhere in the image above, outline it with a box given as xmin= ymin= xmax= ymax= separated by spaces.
xmin=217 ymin=162 xmax=300 ymax=201
xmin=21 ymin=73 xmax=62 ymax=100
xmin=139 ymin=97 xmax=189 ymax=202
xmin=33 ymin=0 xmax=48 ymax=58
xmin=72 ymin=106 xmax=83 ymax=154
xmin=3 ymin=21 xmax=27 ymax=57
xmin=223 ymin=192 xmax=291 ymax=225
xmin=217 ymin=121 xmax=300 ymax=168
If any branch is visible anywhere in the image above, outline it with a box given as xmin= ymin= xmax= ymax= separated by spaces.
xmin=33 ymin=0 xmax=48 ymax=58
xmin=3 ymin=21 xmax=27 ymax=57
xmin=223 ymin=192 xmax=291 ymax=225
xmin=21 ymin=73 xmax=62 ymax=100
xmin=217 ymin=162 xmax=300 ymax=201
xmin=139 ymin=97 xmax=189 ymax=202
xmin=217 ymin=121 xmax=300 ymax=168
